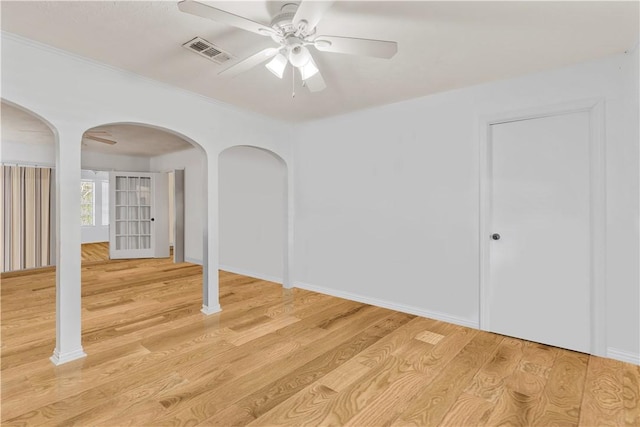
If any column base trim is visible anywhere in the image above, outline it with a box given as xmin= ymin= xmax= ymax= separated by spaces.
xmin=50 ymin=347 xmax=87 ymax=365
xmin=201 ymin=304 xmax=221 ymax=315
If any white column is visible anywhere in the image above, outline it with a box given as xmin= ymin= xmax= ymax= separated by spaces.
xmin=282 ymin=160 xmax=294 ymax=289
xmin=50 ymin=126 xmax=86 ymax=365
xmin=201 ymin=154 xmax=221 ymax=315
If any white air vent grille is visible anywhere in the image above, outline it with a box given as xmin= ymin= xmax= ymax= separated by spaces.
xmin=183 ymin=37 xmax=233 ymax=64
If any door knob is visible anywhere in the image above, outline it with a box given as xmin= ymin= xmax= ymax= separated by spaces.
xmin=491 ymin=233 xmax=500 ymax=240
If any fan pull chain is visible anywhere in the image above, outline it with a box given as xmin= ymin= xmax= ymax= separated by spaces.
xmin=292 ymin=66 xmax=296 ymax=98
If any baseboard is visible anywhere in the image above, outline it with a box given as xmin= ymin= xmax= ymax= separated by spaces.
xmin=607 ymin=347 xmax=640 ymax=365
xmin=218 ymin=264 xmax=283 ymax=285
xmin=184 ymin=257 xmax=202 ymax=265
xmin=294 ymin=281 xmax=479 ymax=329
xmin=50 ymin=347 xmax=87 ymax=365
xmin=201 ymin=304 xmax=222 ymax=315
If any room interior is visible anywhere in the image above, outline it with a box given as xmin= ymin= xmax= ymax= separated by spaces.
xmin=1 ymin=1 xmax=639 ymax=425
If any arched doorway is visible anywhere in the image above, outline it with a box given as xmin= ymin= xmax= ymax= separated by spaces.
xmin=81 ymin=122 xmax=212 ymax=297
xmin=1 ymin=100 xmax=58 ymax=273
xmin=218 ymin=145 xmax=290 ymax=287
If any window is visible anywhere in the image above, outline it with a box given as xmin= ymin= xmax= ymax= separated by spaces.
xmin=81 ymin=180 xmax=95 ymax=226
xmin=101 ymin=181 xmax=109 ymax=226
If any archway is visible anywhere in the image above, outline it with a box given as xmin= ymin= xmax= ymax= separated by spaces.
xmin=0 ymin=99 xmax=57 ymax=272
xmin=81 ymin=121 xmax=212 ymax=299
xmin=218 ymin=145 xmax=290 ymax=288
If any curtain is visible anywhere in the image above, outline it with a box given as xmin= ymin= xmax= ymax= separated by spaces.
xmin=1 ymin=165 xmax=52 ymax=272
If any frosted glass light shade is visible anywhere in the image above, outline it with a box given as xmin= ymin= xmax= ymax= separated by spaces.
xmin=299 ymin=57 xmax=319 ymax=80
xmin=288 ymin=45 xmax=312 ymax=68
xmin=266 ymin=53 xmax=287 ymax=79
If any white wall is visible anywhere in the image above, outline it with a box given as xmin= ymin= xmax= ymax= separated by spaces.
xmin=1 ymin=140 xmax=55 ymax=165
xmin=150 ymin=148 xmax=204 ymax=264
xmin=150 ymin=145 xmax=287 ymax=280
xmin=218 ymin=146 xmax=286 ymax=282
xmin=81 ymin=151 xmax=150 ymax=172
xmin=80 ymin=169 xmax=109 ymax=243
xmin=293 ymin=51 xmax=639 ymax=362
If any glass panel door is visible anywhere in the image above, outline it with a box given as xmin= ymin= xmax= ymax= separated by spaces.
xmin=109 ymin=172 xmax=155 ymax=259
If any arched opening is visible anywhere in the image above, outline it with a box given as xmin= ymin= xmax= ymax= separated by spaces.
xmin=218 ymin=145 xmax=289 ymax=287
xmin=81 ymin=121 xmax=209 ymax=278
xmin=0 ymin=99 xmax=57 ymax=272
xmin=81 ymin=123 xmax=203 ymax=260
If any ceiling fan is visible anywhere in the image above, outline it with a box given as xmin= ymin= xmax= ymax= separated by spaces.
xmin=83 ymin=131 xmax=117 ymax=145
xmin=178 ymin=0 xmax=398 ymax=93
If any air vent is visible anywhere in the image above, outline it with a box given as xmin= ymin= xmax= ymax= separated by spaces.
xmin=182 ymin=37 xmax=233 ymax=64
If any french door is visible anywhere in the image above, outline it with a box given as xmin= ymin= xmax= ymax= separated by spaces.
xmin=109 ymin=172 xmax=155 ymax=259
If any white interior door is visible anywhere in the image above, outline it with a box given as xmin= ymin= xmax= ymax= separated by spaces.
xmin=109 ymin=172 xmax=155 ymax=259
xmin=487 ymin=111 xmax=591 ymax=353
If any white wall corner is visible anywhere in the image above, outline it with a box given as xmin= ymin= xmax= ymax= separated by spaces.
xmin=607 ymin=347 xmax=640 ymax=365
xmin=294 ymin=281 xmax=479 ymax=329
xmin=185 ymin=257 xmax=203 ymax=265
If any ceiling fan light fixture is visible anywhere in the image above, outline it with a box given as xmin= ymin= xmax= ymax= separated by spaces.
xmin=266 ymin=53 xmax=287 ymax=78
xmin=299 ymin=56 xmax=319 ymax=80
xmin=288 ymin=45 xmax=311 ymax=68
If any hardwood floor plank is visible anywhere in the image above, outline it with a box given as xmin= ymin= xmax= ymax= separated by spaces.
xmin=2 ymin=243 xmax=638 ymax=426
xmin=533 ymin=349 xmax=589 ymax=426
xmin=438 ymin=392 xmax=495 ymax=427
xmin=622 ymin=362 xmax=640 ymax=426
xmin=392 ymin=331 xmax=502 ymax=426
xmin=201 ymin=310 xmax=413 ymax=426
xmin=579 ymin=356 xmax=625 ymax=426
xmin=464 ymin=336 xmax=525 ymax=402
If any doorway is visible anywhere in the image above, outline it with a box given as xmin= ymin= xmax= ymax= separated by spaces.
xmin=218 ymin=146 xmax=287 ymax=284
xmin=479 ymin=100 xmax=605 ymax=355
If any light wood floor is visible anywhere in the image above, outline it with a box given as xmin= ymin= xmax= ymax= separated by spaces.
xmin=1 ymin=244 xmax=638 ymax=426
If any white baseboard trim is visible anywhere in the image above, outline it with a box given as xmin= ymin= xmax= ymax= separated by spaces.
xmin=607 ymin=347 xmax=640 ymax=365
xmin=201 ymin=304 xmax=222 ymax=315
xmin=50 ymin=347 xmax=87 ymax=365
xmin=184 ymin=257 xmax=202 ymax=265
xmin=294 ymin=281 xmax=479 ymax=329
xmin=218 ymin=264 xmax=283 ymax=285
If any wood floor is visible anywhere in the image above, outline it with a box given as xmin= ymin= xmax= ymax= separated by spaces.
xmin=1 ymin=244 xmax=638 ymax=426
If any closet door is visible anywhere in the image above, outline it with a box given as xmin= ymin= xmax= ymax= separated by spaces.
xmin=486 ymin=112 xmax=591 ymax=353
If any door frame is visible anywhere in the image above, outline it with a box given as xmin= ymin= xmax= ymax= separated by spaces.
xmin=109 ymin=171 xmax=158 ymax=259
xmin=478 ymin=98 xmax=606 ymax=356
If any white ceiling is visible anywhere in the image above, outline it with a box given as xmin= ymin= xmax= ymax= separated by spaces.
xmin=1 ymin=102 xmax=193 ymax=156
xmin=1 ymin=1 xmax=638 ymax=123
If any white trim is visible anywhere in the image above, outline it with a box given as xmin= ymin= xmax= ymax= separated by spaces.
xmin=478 ymin=98 xmax=607 ymax=357
xmin=294 ymin=281 xmax=479 ymax=329
xmin=50 ymin=348 xmax=86 ymax=365
xmin=607 ymin=348 xmax=640 ymax=365
xmin=201 ymin=304 xmax=222 ymax=315
xmin=219 ymin=264 xmax=283 ymax=285
xmin=185 ymin=256 xmax=203 ymax=265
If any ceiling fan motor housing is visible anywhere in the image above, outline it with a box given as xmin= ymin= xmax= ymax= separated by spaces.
xmin=269 ymin=2 xmax=315 ymax=44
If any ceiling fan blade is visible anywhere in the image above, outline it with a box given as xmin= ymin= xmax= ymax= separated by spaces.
xmin=178 ymin=0 xmax=276 ymax=36
xmin=219 ymin=47 xmax=280 ymax=77
xmin=304 ymin=69 xmax=326 ymax=93
xmin=314 ymin=35 xmax=398 ymax=59
xmin=293 ymin=0 xmax=335 ymax=32
xmin=84 ymin=135 xmax=117 ymax=145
